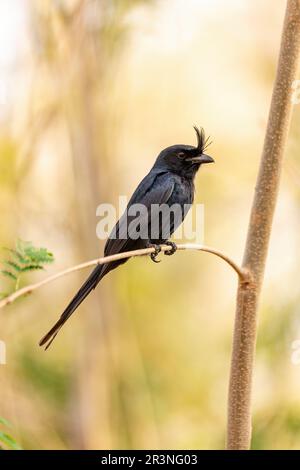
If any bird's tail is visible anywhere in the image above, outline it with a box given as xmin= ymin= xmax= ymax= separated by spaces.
xmin=39 ymin=264 xmax=106 ymax=350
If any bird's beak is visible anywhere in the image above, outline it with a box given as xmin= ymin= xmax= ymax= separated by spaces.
xmin=186 ymin=153 xmax=215 ymax=164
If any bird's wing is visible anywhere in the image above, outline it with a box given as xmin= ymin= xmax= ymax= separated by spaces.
xmin=39 ymin=171 xmax=175 ymax=350
xmin=104 ymin=170 xmax=175 ymax=256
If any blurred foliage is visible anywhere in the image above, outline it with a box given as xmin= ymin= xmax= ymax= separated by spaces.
xmin=18 ymin=350 xmax=70 ymax=406
xmin=0 ymin=239 xmax=54 ymax=296
xmin=0 ymin=418 xmax=22 ymax=450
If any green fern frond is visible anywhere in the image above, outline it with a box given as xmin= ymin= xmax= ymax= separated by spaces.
xmin=16 ymin=240 xmax=54 ymax=265
xmin=1 ymin=240 xmax=55 ymax=295
xmin=37 ymin=249 xmax=54 ymax=263
xmin=26 ymin=248 xmax=54 ymax=264
xmin=3 ymin=248 xmax=27 ymax=264
xmin=3 ymin=260 xmax=22 ymax=272
xmin=1 ymin=270 xmax=17 ymax=281
xmin=20 ymin=265 xmax=44 ymax=273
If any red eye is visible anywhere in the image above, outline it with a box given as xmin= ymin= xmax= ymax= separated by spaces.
xmin=177 ymin=152 xmax=185 ymax=159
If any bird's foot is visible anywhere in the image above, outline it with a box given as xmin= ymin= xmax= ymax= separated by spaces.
xmin=148 ymin=244 xmax=162 ymax=263
xmin=164 ymin=241 xmax=177 ymax=256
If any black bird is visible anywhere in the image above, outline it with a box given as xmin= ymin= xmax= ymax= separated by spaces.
xmin=39 ymin=126 xmax=214 ymax=349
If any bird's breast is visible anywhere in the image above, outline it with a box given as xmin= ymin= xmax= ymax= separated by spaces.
xmin=168 ymin=176 xmax=194 ymax=207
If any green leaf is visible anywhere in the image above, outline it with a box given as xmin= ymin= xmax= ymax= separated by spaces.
xmin=3 ymin=248 xmax=27 ymax=264
xmin=0 ymin=432 xmax=22 ymax=450
xmin=20 ymin=265 xmax=44 ymax=273
xmin=3 ymin=260 xmax=21 ymax=272
xmin=1 ymin=270 xmax=17 ymax=281
xmin=16 ymin=240 xmax=55 ymax=265
xmin=1 ymin=240 xmax=55 ymax=293
xmin=40 ymin=251 xmax=55 ymax=263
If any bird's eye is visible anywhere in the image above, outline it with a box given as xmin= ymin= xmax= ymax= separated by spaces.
xmin=177 ymin=152 xmax=185 ymax=159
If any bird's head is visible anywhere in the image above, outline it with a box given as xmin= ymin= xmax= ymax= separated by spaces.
xmin=155 ymin=126 xmax=214 ymax=177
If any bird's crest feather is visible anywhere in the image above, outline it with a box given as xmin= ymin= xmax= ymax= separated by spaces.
xmin=193 ymin=126 xmax=212 ymax=153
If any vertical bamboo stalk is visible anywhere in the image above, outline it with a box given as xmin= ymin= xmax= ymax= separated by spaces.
xmin=227 ymin=0 xmax=300 ymax=450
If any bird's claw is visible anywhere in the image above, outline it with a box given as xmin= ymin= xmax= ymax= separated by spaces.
xmin=150 ymin=245 xmax=162 ymax=263
xmin=164 ymin=241 xmax=177 ymax=256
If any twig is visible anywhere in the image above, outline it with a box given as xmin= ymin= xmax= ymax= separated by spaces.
xmin=227 ymin=0 xmax=300 ymax=450
xmin=0 ymin=243 xmax=246 ymax=309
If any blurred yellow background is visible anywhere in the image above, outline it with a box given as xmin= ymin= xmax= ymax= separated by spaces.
xmin=0 ymin=0 xmax=300 ymax=450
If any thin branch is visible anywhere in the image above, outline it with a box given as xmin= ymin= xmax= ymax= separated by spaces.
xmin=227 ymin=0 xmax=300 ymax=450
xmin=0 ymin=243 xmax=246 ymax=309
